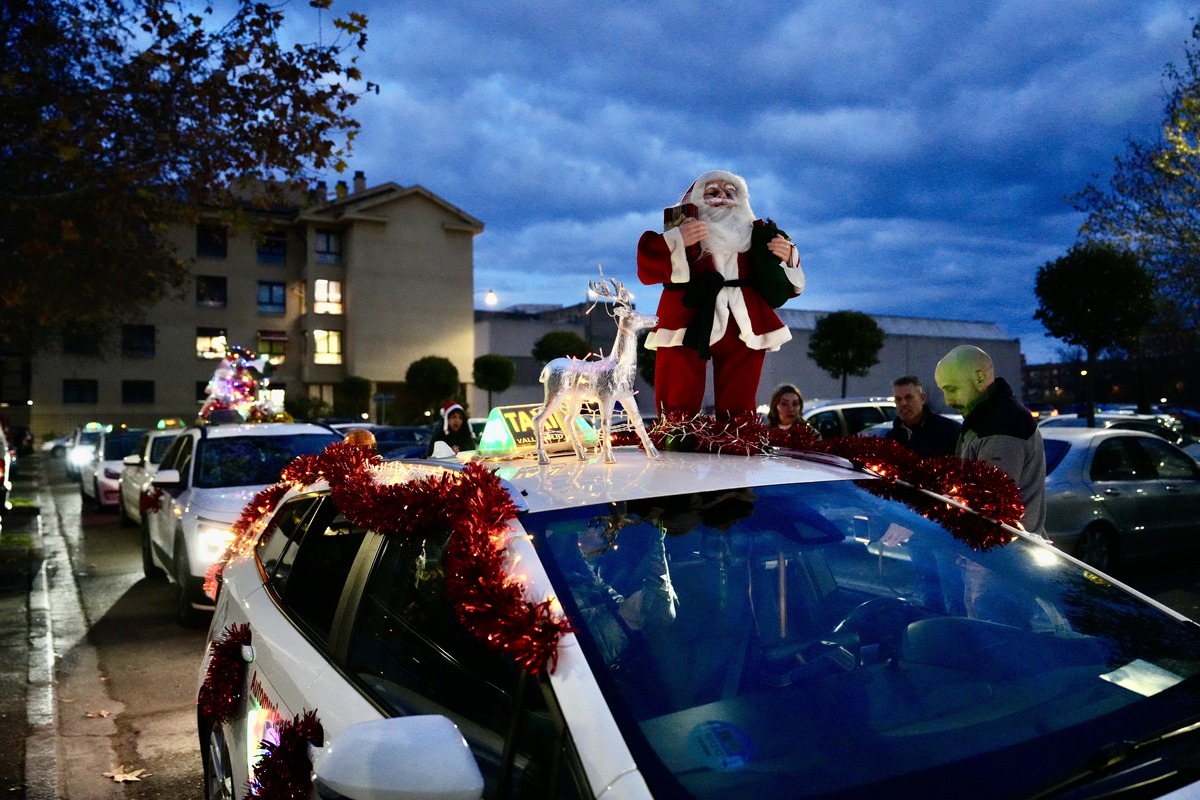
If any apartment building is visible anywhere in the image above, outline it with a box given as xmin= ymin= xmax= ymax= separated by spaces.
xmin=26 ymin=173 xmax=484 ymax=441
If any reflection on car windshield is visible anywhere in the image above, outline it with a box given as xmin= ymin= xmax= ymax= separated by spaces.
xmin=103 ymin=432 xmax=143 ymax=460
xmin=526 ymin=481 xmax=1200 ymax=800
xmin=194 ymin=434 xmax=338 ymax=488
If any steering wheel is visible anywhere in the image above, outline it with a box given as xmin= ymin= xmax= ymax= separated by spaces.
xmin=825 ymin=596 xmax=928 ymax=668
xmin=762 ymin=597 xmax=930 ymax=687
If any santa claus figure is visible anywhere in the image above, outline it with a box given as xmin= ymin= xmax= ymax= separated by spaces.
xmin=637 ymin=170 xmax=805 ymax=417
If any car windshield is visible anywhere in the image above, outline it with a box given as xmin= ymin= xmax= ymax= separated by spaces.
xmin=526 ymin=480 xmax=1200 ymax=799
xmin=102 ymin=431 xmax=143 ymax=460
xmin=194 ymin=433 xmax=339 ymax=488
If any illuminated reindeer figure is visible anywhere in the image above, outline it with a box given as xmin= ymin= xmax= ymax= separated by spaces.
xmin=534 ymin=277 xmax=661 ymax=465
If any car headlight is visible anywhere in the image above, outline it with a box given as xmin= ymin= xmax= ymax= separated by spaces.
xmin=196 ymin=520 xmax=235 ymax=563
xmin=69 ymin=447 xmax=94 ymax=467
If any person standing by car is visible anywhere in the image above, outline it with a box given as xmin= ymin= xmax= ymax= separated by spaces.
xmin=935 ymin=345 xmax=1046 ymax=534
xmin=885 ymin=375 xmax=961 ymax=457
xmin=765 ymin=383 xmax=805 ymax=430
xmin=425 ymin=402 xmax=477 ymax=457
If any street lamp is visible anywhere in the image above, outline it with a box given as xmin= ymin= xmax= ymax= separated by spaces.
xmin=476 ymin=289 xmax=498 ymax=307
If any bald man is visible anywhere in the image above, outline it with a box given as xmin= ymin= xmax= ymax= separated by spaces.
xmin=934 ymin=345 xmax=1046 ymax=534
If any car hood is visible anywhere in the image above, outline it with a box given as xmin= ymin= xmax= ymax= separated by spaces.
xmin=187 ymin=485 xmax=272 ymax=519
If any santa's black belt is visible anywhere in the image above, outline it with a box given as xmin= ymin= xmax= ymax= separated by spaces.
xmin=665 ymin=275 xmax=747 ymax=361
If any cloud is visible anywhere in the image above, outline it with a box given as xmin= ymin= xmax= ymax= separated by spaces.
xmin=328 ymin=0 xmax=1196 ymax=366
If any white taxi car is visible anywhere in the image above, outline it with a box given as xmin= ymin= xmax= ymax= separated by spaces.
xmin=196 ymin=417 xmax=1200 ymax=800
xmin=145 ymin=421 xmax=340 ymax=626
xmin=117 ymin=426 xmax=184 ymax=527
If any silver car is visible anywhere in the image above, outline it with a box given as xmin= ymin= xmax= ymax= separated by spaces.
xmin=1042 ymin=427 xmax=1200 ymax=571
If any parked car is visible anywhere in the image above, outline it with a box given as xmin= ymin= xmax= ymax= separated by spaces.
xmin=1039 ymin=412 xmax=1190 ymax=447
xmin=80 ymin=427 xmax=146 ymax=508
xmin=118 ymin=428 xmax=184 ymax=526
xmin=1042 ymin=427 xmax=1200 ymax=572
xmin=199 ymin=426 xmax=1200 ymax=800
xmin=0 ymin=425 xmax=10 ymax=529
xmin=65 ymin=422 xmax=105 ymax=478
xmin=144 ymin=421 xmax=340 ymax=625
xmin=370 ymin=425 xmax=433 ymax=458
xmin=802 ymin=397 xmax=898 ymax=439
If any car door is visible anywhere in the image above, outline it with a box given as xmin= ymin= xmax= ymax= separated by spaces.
xmin=1084 ymin=436 xmax=1161 ymax=559
xmin=218 ymin=494 xmax=382 ymax=788
xmin=1131 ymin=435 xmax=1200 ymax=552
xmin=341 ymin=530 xmax=589 ymax=798
xmin=147 ymin=433 xmax=193 ymax=567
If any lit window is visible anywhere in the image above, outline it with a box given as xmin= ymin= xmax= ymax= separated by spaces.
xmin=196 ymin=328 xmax=227 ymax=359
xmin=313 ymin=330 xmax=342 ymax=364
xmin=257 ymin=331 xmax=287 ymax=366
xmin=314 ymin=280 xmax=343 ymax=314
xmin=315 ymin=230 xmax=341 ymax=265
xmin=258 ymin=281 xmax=286 ymax=315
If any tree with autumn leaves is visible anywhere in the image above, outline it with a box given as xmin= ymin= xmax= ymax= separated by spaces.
xmin=0 ymin=0 xmax=372 ymax=354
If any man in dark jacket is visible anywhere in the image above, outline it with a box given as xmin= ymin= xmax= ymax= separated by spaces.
xmin=934 ymin=346 xmax=1046 ymax=534
xmin=885 ymin=375 xmax=961 ymax=457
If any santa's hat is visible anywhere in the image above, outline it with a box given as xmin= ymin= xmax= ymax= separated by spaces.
xmin=682 ymin=170 xmax=752 ymax=215
xmin=440 ymin=401 xmax=464 ymax=434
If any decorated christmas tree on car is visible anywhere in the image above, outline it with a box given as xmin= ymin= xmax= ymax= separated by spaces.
xmin=198 ymin=345 xmax=291 ymax=423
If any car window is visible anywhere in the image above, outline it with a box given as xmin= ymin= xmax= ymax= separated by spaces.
xmin=842 ymin=406 xmax=886 ymax=435
xmin=1043 ymin=439 xmax=1071 ymax=475
xmin=157 ymin=435 xmax=187 ymax=471
xmin=258 ymin=496 xmax=324 ymax=588
xmin=148 ymin=434 xmax=178 ymax=464
xmin=275 ymin=501 xmax=368 ymax=644
xmin=194 ymin=433 xmax=339 ymax=488
xmin=808 ymin=410 xmax=840 ymax=439
xmin=103 ymin=431 xmax=143 ymax=460
xmin=1089 ymin=438 xmax=1147 ymax=481
xmin=160 ymin=434 xmax=194 ymax=478
xmin=346 ymin=534 xmax=584 ymax=799
xmin=1136 ymin=436 xmax=1200 ymax=481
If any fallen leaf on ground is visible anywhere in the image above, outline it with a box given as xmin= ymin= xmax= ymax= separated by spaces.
xmin=102 ymin=766 xmax=149 ymax=782
xmin=85 ymin=709 xmax=111 ymax=718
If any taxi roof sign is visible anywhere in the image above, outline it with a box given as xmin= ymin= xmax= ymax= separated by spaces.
xmin=477 ymin=404 xmax=598 ymax=459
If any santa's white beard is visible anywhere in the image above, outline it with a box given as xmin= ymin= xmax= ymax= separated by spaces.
xmin=698 ymin=202 xmax=754 ymax=255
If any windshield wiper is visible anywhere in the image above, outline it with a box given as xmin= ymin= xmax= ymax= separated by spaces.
xmin=1029 ymin=715 xmax=1200 ymax=799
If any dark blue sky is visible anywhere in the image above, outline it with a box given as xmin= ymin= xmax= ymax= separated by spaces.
xmin=315 ymin=1 xmax=1196 ymax=364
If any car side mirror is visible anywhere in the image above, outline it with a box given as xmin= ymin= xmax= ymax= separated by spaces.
xmin=151 ymin=469 xmax=181 ymax=486
xmin=311 ymin=716 xmax=482 ymax=800
xmin=123 ymin=454 xmax=142 ymax=466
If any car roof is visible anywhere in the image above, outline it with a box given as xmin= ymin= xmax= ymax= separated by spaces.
xmin=495 ymin=449 xmax=869 ymax=514
xmin=190 ymin=422 xmax=338 ymax=439
xmin=1038 ymin=426 xmax=1155 ymax=442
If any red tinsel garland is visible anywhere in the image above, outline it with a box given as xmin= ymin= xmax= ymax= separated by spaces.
xmin=609 ymin=413 xmax=1024 ymax=549
xmin=197 ymin=623 xmax=252 ymax=726
xmin=209 ymin=442 xmax=571 ymax=675
xmin=246 ymin=709 xmax=323 ymax=800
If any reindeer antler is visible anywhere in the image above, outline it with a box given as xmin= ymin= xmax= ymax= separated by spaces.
xmin=588 ymin=267 xmax=632 ymax=310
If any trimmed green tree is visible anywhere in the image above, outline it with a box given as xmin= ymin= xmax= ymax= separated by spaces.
xmin=406 ymin=356 xmax=461 ymax=419
xmin=532 ymin=331 xmax=590 ymax=363
xmin=1034 ymin=243 xmax=1155 ymax=425
xmin=808 ymin=311 xmax=885 ymax=397
xmin=0 ymin=0 xmax=372 ymax=353
xmin=473 ymin=354 xmax=517 ymax=409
